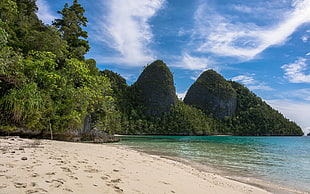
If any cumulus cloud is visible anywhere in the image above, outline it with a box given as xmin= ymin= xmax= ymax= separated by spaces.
xmin=192 ymin=0 xmax=310 ymax=60
xmin=36 ymin=0 xmax=56 ymax=24
xmin=93 ymin=0 xmax=165 ymax=66
xmin=231 ymin=74 xmax=274 ymax=91
xmin=281 ymin=57 xmax=310 ymax=83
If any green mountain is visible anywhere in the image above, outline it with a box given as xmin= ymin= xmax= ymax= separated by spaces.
xmin=182 ymin=70 xmax=303 ymax=136
xmin=104 ymin=62 xmax=303 ymax=136
xmin=184 ymin=70 xmax=237 ymax=119
xmin=134 ymin=60 xmax=177 ymax=117
xmin=227 ymin=81 xmax=303 ymax=136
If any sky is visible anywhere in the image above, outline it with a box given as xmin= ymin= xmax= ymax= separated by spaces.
xmin=36 ymin=0 xmax=310 ymax=134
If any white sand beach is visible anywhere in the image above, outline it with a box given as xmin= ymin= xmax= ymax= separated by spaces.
xmin=0 ymin=137 xmax=272 ymax=194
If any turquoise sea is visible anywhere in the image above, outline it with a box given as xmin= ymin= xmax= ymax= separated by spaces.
xmin=118 ymin=136 xmax=310 ymax=193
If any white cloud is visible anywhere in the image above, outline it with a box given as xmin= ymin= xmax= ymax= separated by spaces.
xmin=177 ymin=92 xmax=187 ymax=100
xmin=248 ymin=84 xmax=274 ymax=91
xmin=283 ymin=88 xmax=310 ymax=103
xmin=231 ymin=5 xmax=253 ymax=14
xmin=301 ymin=35 xmax=308 ymax=42
xmin=231 ymin=74 xmax=274 ymax=91
xmin=281 ymin=57 xmax=310 ymax=83
xmin=36 ymin=0 xmax=56 ymax=24
xmin=294 ymin=88 xmax=310 ymax=102
xmin=190 ymin=76 xmax=199 ymax=81
xmin=267 ymin=99 xmax=310 ymax=134
xmin=231 ymin=75 xmax=256 ymax=85
xmin=179 ymin=53 xmax=213 ymax=70
xmin=93 ymin=0 xmax=165 ymax=66
xmin=189 ymin=72 xmax=202 ymax=81
xmin=119 ymin=73 xmax=136 ymax=82
xmin=192 ymin=0 xmax=310 ymax=60
xmin=177 ymin=28 xmax=187 ymax=37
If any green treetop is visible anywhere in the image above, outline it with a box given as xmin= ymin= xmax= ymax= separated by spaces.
xmin=53 ymin=0 xmax=89 ymax=60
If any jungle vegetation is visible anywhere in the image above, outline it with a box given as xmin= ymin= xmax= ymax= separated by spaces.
xmin=0 ymin=0 xmax=304 ymax=137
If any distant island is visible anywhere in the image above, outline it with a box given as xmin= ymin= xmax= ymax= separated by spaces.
xmin=103 ymin=60 xmax=303 ymax=136
xmin=0 ymin=0 xmax=303 ymax=141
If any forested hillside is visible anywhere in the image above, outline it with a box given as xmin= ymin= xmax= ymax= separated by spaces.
xmin=0 ymin=0 xmax=120 ymax=141
xmin=0 ymin=0 xmax=303 ymax=139
xmin=104 ymin=61 xmax=303 ymax=136
xmin=184 ymin=70 xmax=237 ymax=119
xmin=226 ymin=82 xmax=303 ymax=135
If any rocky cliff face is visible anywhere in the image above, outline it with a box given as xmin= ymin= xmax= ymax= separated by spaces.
xmin=184 ymin=70 xmax=237 ymax=119
xmin=134 ymin=60 xmax=177 ymax=117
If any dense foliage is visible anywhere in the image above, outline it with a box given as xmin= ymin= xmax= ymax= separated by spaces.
xmin=184 ymin=70 xmax=237 ymax=119
xmin=134 ymin=60 xmax=177 ymax=117
xmin=0 ymin=0 xmax=303 ymax=137
xmin=0 ymin=0 xmax=119 ymax=137
xmin=192 ymin=70 xmax=236 ymax=99
xmin=104 ymin=67 xmax=303 ymax=136
xmin=225 ymin=82 xmax=303 ymax=136
xmin=52 ymin=0 xmax=89 ymax=60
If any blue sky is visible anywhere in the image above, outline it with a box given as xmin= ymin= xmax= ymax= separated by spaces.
xmin=37 ymin=0 xmax=310 ymax=134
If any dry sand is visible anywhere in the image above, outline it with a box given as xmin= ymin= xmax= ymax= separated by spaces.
xmin=0 ymin=136 xmax=272 ymax=194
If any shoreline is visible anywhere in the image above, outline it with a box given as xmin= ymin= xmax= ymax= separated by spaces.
xmin=123 ymin=145 xmax=307 ymax=194
xmin=0 ymin=136 xmax=298 ymax=194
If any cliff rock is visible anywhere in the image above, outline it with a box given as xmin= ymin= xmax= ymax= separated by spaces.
xmin=134 ymin=60 xmax=177 ymax=117
xmin=184 ymin=70 xmax=237 ymax=119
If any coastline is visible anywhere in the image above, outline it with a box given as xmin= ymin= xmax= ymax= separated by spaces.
xmin=0 ymin=136 xmax=282 ymax=193
xmin=122 ymin=144 xmax=307 ymax=194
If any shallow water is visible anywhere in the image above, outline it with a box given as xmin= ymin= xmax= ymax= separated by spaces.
xmin=118 ymin=136 xmax=310 ymax=192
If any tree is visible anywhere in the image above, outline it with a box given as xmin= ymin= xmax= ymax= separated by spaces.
xmin=0 ymin=19 xmax=8 ymax=47
xmin=53 ymin=0 xmax=89 ymax=60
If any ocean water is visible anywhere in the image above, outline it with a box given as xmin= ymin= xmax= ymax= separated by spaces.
xmin=118 ymin=136 xmax=310 ymax=193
